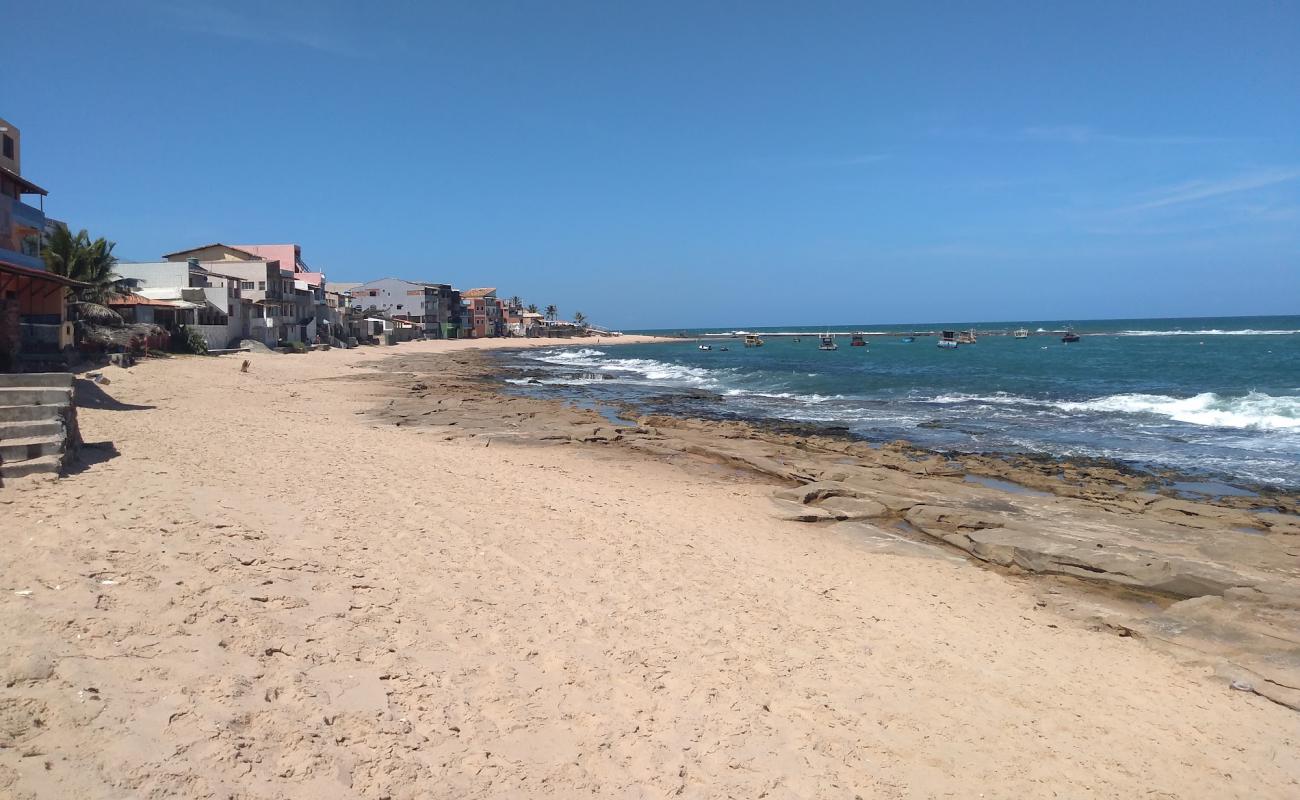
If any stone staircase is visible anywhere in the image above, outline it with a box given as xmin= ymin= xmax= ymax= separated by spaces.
xmin=0 ymin=373 xmax=80 ymax=483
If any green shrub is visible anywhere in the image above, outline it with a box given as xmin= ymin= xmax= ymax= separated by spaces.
xmin=288 ymin=340 xmax=308 ymax=354
xmin=172 ymin=327 xmax=209 ymax=355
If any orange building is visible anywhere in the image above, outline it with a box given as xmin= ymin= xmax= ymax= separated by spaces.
xmin=0 ymin=116 xmax=79 ymax=371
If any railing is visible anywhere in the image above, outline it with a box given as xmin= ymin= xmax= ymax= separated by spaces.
xmin=0 ymin=247 xmax=46 ymax=271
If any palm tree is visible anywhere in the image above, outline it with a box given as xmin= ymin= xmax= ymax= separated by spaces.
xmin=44 ymin=223 xmax=122 ymax=301
xmin=544 ymin=304 xmax=558 ymax=321
xmin=43 ymin=223 xmax=127 ymax=321
xmin=526 ymin=303 xmax=539 ymax=314
xmin=508 ymin=295 xmax=522 ymax=309
xmin=573 ymin=311 xmax=587 ymax=328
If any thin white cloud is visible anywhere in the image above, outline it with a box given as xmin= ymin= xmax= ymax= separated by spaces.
xmin=1127 ymin=167 xmax=1300 ymax=211
xmin=1021 ymin=125 xmax=1238 ymax=146
xmin=152 ymin=0 xmax=358 ymax=56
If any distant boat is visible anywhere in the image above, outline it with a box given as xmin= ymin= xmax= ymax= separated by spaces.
xmin=957 ymin=329 xmax=977 ymax=344
xmin=938 ymin=330 xmax=959 ymax=349
xmin=1062 ymin=328 xmax=1081 ymax=343
xmin=900 ymin=336 xmax=915 ymax=343
xmin=719 ymin=345 xmax=729 ymax=351
xmin=744 ymin=335 xmax=764 ymax=347
xmin=698 ymin=344 xmax=712 ymax=351
xmin=819 ymin=334 xmax=838 ymax=351
xmin=850 ymin=334 xmax=867 ymax=347
xmin=1014 ymin=327 xmax=1029 ymax=339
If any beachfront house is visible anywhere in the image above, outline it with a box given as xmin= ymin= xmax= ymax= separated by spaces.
xmin=113 ymin=259 xmax=246 ymax=349
xmin=462 ymin=287 xmax=505 ymax=338
xmin=162 ymin=244 xmax=319 ymax=346
xmin=506 ymin=309 xmax=545 ymax=337
xmin=0 ymin=116 xmax=80 ymax=371
xmin=347 ymin=277 xmax=462 ymax=339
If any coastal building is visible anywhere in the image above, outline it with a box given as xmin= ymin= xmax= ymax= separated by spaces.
xmin=506 ymin=309 xmax=545 ymax=337
xmin=112 ymin=260 xmax=246 ymax=349
xmin=162 ymin=243 xmax=320 ymax=345
xmin=462 ymin=287 xmax=504 ymax=338
xmin=347 ymin=277 xmax=462 ymax=339
xmin=0 ymin=116 xmax=80 ymax=371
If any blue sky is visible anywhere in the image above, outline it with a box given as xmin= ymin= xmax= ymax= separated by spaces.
xmin=5 ymin=1 xmax=1299 ymax=329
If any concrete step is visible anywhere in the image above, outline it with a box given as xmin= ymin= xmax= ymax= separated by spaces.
xmin=0 ymin=387 xmax=72 ymax=407
xmin=0 ymin=435 xmax=64 ymax=463
xmin=0 ymin=419 xmax=63 ymax=440
xmin=0 ymin=454 xmax=62 ymax=480
xmin=0 ymin=404 xmax=64 ymax=423
xmin=0 ymin=372 xmax=74 ymax=390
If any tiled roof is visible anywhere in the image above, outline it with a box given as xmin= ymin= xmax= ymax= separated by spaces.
xmin=461 ymin=287 xmax=497 ymax=298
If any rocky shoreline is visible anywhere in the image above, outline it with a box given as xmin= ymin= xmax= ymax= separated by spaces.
xmin=349 ymin=347 xmax=1300 ymax=711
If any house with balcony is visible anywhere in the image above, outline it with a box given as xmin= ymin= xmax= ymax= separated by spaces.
xmin=0 ymin=116 xmax=80 ymax=371
xmin=113 ymin=259 xmax=246 ymax=349
xmin=347 ymin=278 xmax=462 ymax=339
xmin=162 ymin=244 xmax=318 ymax=346
xmin=462 ymin=287 xmax=505 ymax=338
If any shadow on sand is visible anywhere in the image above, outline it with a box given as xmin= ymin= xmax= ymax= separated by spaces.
xmin=65 ymin=441 xmax=120 ymax=475
xmin=74 ymin=378 xmax=156 ymax=411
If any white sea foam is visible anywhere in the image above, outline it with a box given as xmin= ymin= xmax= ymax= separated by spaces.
xmin=533 ymin=348 xmax=607 ymax=366
xmin=925 ymin=392 xmax=1032 ymax=406
xmin=1116 ymin=329 xmax=1300 ymax=336
xmin=1055 ymin=392 xmax=1300 ymax=430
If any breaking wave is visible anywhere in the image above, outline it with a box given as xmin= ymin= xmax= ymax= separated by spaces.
xmin=1056 ymin=392 xmax=1300 ymax=430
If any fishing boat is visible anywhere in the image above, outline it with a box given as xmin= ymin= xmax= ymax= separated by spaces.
xmin=1014 ymin=327 xmax=1029 ymax=339
xmin=1061 ymin=328 xmax=1081 ymax=343
xmin=818 ymin=334 xmax=838 ymax=351
xmin=957 ymin=329 xmax=977 ymax=345
xmin=698 ymin=344 xmax=712 ymax=351
xmin=900 ymin=336 xmax=915 ymax=343
xmin=938 ymin=330 xmax=959 ymax=349
xmin=719 ymin=346 xmax=729 ymax=351
xmin=850 ymin=334 xmax=867 ymax=347
xmin=744 ymin=335 xmax=764 ymax=347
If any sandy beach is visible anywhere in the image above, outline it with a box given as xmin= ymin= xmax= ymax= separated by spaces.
xmin=2 ymin=336 xmax=1298 ymax=799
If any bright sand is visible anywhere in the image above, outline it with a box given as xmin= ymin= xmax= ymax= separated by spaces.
xmin=1 ymin=336 xmax=1297 ymax=799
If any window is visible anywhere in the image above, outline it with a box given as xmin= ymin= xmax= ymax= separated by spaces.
xmin=369 ymin=290 xmax=377 ymax=297
xmin=2 ymin=135 xmax=13 ymax=160
xmin=396 ymin=304 xmax=403 ymax=310
xmin=241 ymin=281 xmax=255 ymax=290
xmin=257 ymin=281 xmax=266 ymax=290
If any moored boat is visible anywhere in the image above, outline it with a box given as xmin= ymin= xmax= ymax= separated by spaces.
xmin=1062 ymin=328 xmax=1081 ymax=343
xmin=744 ymin=335 xmax=764 ymax=347
xmin=1014 ymin=327 xmax=1029 ymax=339
xmin=818 ymin=334 xmax=838 ymax=351
xmin=698 ymin=344 xmax=712 ymax=351
xmin=850 ymin=334 xmax=866 ymax=347
xmin=938 ymin=330 xmax=959 ymax=349
xmin=900 ymin=335 xmax=915 ymax=343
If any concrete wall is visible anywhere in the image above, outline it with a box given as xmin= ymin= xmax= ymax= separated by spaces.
xmin=189 ymin=324 xmax=236 ymax=350
xmin=0 ymin=117 xmax=20 ymax=175
xmin=115 ymin=261 xmax=189 ymax=288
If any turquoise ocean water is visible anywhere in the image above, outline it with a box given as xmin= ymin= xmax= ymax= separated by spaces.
xmin=503 ymin=316 xmax=1300 ymax=489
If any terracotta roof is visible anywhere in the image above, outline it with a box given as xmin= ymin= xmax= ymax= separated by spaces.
xmin=107 ymin=293 xmax=181 ymax=307
xmin=461 ymin=287 xmax=497 ymax=298
xmin=0 ymin=260 xmax=85 ymax=287
xmin=161 ymin=243 xmax=262 ymax=260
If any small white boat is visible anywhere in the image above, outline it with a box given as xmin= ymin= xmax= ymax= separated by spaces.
xmin=938 ymin=330 xmax=959 ymax=349
xmin=818 ymin=334 xmax=838 ymax=351
xmin=1014 ymin=327 xmax=1029 ymax=339
xmin=698 ymin=344 xmax=712 ymax=351
xmin=744 ymin=335 xmax=764 ymax=347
